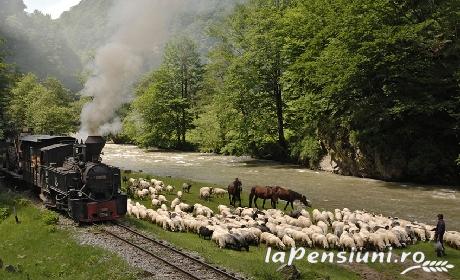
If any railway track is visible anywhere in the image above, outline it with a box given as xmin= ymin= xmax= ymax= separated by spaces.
xmin=102 ymin=221 xmax=244 ymax=280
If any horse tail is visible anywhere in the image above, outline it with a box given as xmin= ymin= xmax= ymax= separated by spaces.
xmin=249 ymin=187 xmax=255 ymax=208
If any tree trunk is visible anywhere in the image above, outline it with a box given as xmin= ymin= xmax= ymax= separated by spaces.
xmin=274 ymin=83 xmax=286 ymax=148
xmin=274 ymin=51 xmax=286 ymax=148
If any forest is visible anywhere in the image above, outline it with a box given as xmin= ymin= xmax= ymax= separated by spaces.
xmin=0 ymin=0 xmax=459 ymax=184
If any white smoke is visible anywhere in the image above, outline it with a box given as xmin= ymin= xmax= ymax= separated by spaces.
xmin=78 ymin=0 xmax=239 ymax=137
xmin=79 ymin=0 xmax=184 ymax=136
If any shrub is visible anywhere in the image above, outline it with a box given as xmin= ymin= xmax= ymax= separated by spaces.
xmin=41 ymin=210 xmax=59 ymax=225
xmin=0 ymin=207 xmax=10 ymax=221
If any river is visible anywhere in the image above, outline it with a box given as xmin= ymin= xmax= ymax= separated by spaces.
xmin=102 ymin=144 xmax=459 ymax=230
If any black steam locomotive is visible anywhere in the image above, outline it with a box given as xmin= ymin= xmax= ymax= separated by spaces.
xmin=1 ymin=134 xmax=127 ymax=222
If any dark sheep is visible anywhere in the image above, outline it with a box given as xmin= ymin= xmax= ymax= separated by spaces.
xmin=225 ymin=233 xmax=249 ymax=251
xmin=198 ymin=226 xmax=214 ymax=240
xmin=257 ymin=224 xmax=270 ymax=233
xmin=289 ymin=210 xmax=302 ymax=218
xmin=182 ymin=183 xmax=192 ymax=193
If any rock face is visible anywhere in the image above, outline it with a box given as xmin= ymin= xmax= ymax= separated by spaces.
xmin=277 ymin=264 xmax=301 ymax=280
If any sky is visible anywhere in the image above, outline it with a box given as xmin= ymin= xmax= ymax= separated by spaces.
xmin=23 ymin=0 xmax=82 ymax=19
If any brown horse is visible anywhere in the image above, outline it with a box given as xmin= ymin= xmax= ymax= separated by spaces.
xmin=227 ymin=178 xmax=242 ymax=207
xmin=249 ymin=186 xmax=278 ymax=209
xmin=273 ymin=186 xmax=312 ymax=210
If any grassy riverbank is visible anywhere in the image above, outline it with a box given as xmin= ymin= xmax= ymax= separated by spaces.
xmin=122 ymin=171 xmax=460 ymax=280
xmin=0 ymin=187 xmax=138 ymax=280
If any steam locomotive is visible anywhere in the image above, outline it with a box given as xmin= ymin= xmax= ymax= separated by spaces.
xmin=0 ymin=134 xmax=127 ymax=222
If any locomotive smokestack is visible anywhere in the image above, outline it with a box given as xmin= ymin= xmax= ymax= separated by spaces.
xmin=85 ymin=136 xmax=106 ymax=162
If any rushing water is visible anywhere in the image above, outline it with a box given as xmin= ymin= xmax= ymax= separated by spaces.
xmin=102 ymin=144 xmax=460 ymax=230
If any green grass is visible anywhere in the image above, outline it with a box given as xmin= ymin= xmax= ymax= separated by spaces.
xmin=0 ymin=188 xmax=139 ymax=280
xmin=122 ymin=171 xmax=460 ymax=280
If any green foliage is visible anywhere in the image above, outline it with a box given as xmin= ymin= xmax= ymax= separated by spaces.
xmin=40 ymin=210 xmax=59 ymax=226
xmin=186 ymin=0 xmax=460 ymax=183
xmin=15 ymin=198 xmax=30 ymax=207
xmin=0 ymin=36 xmax=15 ymax=138
xmin=7 ymin=73 xmax=79 ymax=134
xmin=0 ymin=207 xmax=10 ymax=221
xmin=131 ymin=37 xmax=203 ymax=148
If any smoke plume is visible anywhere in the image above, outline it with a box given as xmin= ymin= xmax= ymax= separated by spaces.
xmin=79 ymin=0 xmax=184 ymax=137
xmin=78 ymin=0 xmax=239 ymax=138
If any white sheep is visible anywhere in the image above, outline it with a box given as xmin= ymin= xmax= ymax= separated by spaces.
xmin=260 ymin=232 xmax=285 ymax=250
xmin=151 ymin=198 xmax=161 ymax=207
xmin=157 ymin=195 xmax=168 ymax=203
xmin=339 ymin=232 xmax=356 ymax=251
xmin=317 ymin=221 xmax=328 ymax=235
xmin=326 ymin=233 xmax=339 ymax=249
xmin=213 ymin=188 xmax=228 ymax=198
xmin=445 ymin=231 xmax=460 ymax=249
xmin=312 ymin=233 xmax=329 ymax=249
xmin=166 ymin=185 xmax=174 ymax=193
xmin=199 ymin=187 xmax=213 ymax=201
xmin=177 ymin=191 xmax=183 ymax=199
xmin=171 ymin=197 xmax=181 ymax=209
xmin=282 ymin=234 xmax=296 ymax=249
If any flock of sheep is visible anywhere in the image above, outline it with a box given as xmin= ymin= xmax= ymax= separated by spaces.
xmin=126 ymin=177 xmax=460 ymax=252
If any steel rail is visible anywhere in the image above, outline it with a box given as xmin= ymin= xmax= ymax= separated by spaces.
xmin=102 ymin=226 xmax=202 ymax=280
xmin=112 ymin=221 xmax=242 ymax=280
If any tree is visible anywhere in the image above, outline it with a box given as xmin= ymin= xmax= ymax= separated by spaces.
xmin=281 ymin=0 xmax=460 ymax=182
xmin=0 ymin=37 xmax=15 ymax=138
xmin=7 ymin=73 xmax=79 ymax=134
xmin=133 ymin=37 xmax=203 ymax=148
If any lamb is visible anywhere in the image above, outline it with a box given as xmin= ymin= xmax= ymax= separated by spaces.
xmin=286 ymin=229 xmax=312 ymax=247
xmin=339 ymin=232 xmax=356 ymax=251
xmin=326 ymin=233 xmax=339 ymax=249
xmin=151 ymin=198 xmax=161 ymax=207
xmin=332 ymin=221 xmax=345 ymax=237
xmin=177 ymin=203 xmax=194 ymax=213
xmin=368 ymin=232 xmax=386 ymax=252
xmin=312 ymin=233 xmax=329 ymax=249
xmin=282 ymin=234 xmax=296 ymax=249
xmin=300 ymin=209 xmax=310 ymax=220
xmin=231 ymin=233 xmax=250 ymax=251
xmin=166 ymin=185 xmax=174 ymax=193
xmin=198 ymin=226 xmax=214 ymax=240
xmin=194 ymin=204 xmax=214 ymax=218
xmin=158 ymin=195 xmax=168 ymax=203
xmin=213 ymin=188 xmax=228 ymax=198
xmin=136 ymin=188 xmax=149 ymax=198
xmin=297 ymin=216 xmax=312 ymax=228
xmin=182 ymin=183 xmax=192 ymax=193
xmin=154 ymin=185 xmax=164 ymax=193
xmin=139 ymin=180 xmax=150 ymax=189
xmin=171 ymin=198 xmax=181 ymax=209
xmin=177 ymin=191 xmax=183 ymax=199
xmin=334 ymin=209 xmax=343 ymax=221
xmin=444 ymin=231 xmax=460 ymax=249
xmin=128 ymin=178 xmax=139 ymax=188
xmin=260 ymin=232 xmax=285 ymax=250
xmin=317 ymin=221 xmax=328 ymax=235
xmin=312 ymin=209 xmax=328 ymax=224
xmin=161 ymin=204 xmax=168 ymax=211
xmin=352 ymin=233 xmax=364 ymax=251
xmin=199 ymin=187 xmax=213 ymax=201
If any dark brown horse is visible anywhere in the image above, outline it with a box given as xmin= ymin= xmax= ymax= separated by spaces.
xmin=227 ymin=178 xmax=242 ymax=207
xmin=249 ymin=186 xmax=278 ymax=209
xmin=273 ymin=186 xmax=312 ymax=210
